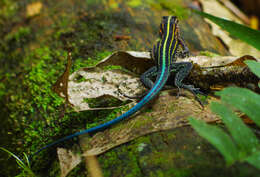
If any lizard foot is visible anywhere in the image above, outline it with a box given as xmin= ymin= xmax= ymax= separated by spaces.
xmin=178 ymin=84 xmax=206 ymax=107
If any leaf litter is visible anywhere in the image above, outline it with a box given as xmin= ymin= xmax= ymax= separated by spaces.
xmin=52 ymin=51 xmax=259 ymax=175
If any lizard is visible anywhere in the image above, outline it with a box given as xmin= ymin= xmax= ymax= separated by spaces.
xmin=31 ymin=16 xmax=202 ymax=159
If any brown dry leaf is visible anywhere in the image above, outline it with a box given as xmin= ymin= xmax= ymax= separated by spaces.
xmin=57 ymin=148 xmax=81 ymax=177
xmin=200 ymin=0 xmax=260 ymax=58
xmin=113 ymin=35 xmax=131 ymax=41
xmin=26 ymin=2 xmax=43 ymax=17
xmin=182 ymin=55 xmax=259 ymax=67
xmin=66 ymin=51 xmax=259 ymax=112
xmin=55 ymin=51 xmax=259 ymax=172
xmin=68 ymin=51 xmax=152 ymax=111
xmin=52 ymin=52 xmax=72 ymax=105
xmin=181 ymin=55 xmax=260 ymax=92
xmin=80 ymin=90 xmax=220 ymax=156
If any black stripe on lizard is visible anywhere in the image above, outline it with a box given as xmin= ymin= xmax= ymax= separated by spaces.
xmin=30 ymin=16 xmax=203 ymax=159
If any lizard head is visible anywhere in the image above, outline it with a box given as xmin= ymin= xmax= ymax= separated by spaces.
xmin=159 ymin=16 xmax=179 ymax=39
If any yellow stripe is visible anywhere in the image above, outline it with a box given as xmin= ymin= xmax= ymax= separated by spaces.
xmin=168 ymin=22 xmax=176 ymax=63
xmin=162 ymin=16 xmax=172 ymax=67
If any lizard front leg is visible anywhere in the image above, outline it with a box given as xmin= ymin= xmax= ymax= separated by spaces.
xmin=175 ymin=29 xmax=190 ymax=58
xmin=170 ymin=62 xmax=205 ymax=105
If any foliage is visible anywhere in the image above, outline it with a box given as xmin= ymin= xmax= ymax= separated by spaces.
xmin=245 ymin=60 xmax=260 ymax=79
xmin=0 ymin=147 xmax=36 ymax=177
xmin=189 ymin=61 xmax=260 ymax=169
xmin=151 ymin=0 xmax=189 ymax=19
xmin=1 ymin=0 xmax=258 ymax=176
xmin=0 ymin=0 xmax=18 ymax=20
xmin=0 ymin=2 xmax=115 ymax=174
xmin=72 ymin=51 xmax=112 ymax=72
xmin=199 ymin=50 xmax=220 ymax=57
xmin=193 ymin=9 xmax=260 ymax=50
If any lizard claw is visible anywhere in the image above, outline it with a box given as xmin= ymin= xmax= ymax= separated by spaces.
xmin=176 ymin=86 xmax=181 ymax=98
xmin=179 ymin=84 xmax=206 ymax=107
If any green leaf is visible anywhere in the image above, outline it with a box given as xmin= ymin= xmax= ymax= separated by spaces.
xmin=216 ymin=87 xmax=260 ymax=127
xmin=0 ymin=147 xmax=25 ymax=167
xmin=211 ymin=102 xmax=259 ymax=156
xmin=193 ymin=10 xmax=260 ymax=50
xmin=189 ymin=118 xmax=238 ymax=165
xmin=244 ymin=60 xmax=260 ymax=78
xmin=0 ymin=147 xmax=35 ymax=176
xmin=246 ymin=150 xmax=260 ymax=170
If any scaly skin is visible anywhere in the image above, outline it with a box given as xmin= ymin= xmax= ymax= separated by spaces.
xmin=31 ymin=16 xmax=202 ymax=159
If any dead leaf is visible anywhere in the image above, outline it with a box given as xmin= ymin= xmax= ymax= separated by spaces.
xmin=225 ymin=55 xmax=257 ymax=66
xmin=200 ymin=0 xmax=260 ymax=58
xmin=53 ymin=51 xmax=259 ymax=172
xmin=57 ymin=148 xmax=81 ymax=177
xmin=80 ymin=90 xmax=220 ymax=156
xmin=68 ymin=51 xmax=152 ymax=111
xmin=182 ymin=55 xmax=260 ymax=92
xmin=26 ymin=2 xmax=43 ymax=18
xmin=65 ymin=51 xmax=259 ymax=112
xmin=52 ymin=52 xmax=72 ymax=105
xmin=182 ymin=55 xmax=258 ymax=67
xmin=113 ymin=35 xmax=131 ymax=41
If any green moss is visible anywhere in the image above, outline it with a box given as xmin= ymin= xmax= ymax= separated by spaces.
xmin=0 ymin=0 xmax=159 ymax=176
xmin=135 ymin=135 xmax=151 ymax=145
xmin=127 ymin=0 xmax=142 ymax=8
xmin=74 ymin=74 xmax=87 ymax=83
xmin=141 ymin=146 xmax=192 ymax=177
xmin=152 ymin=0 xmax=189 ymax=19
xmin=83 ymin=106 xmax=127 ymax=130
xmin=167 ymin=168 xmax=192 ymax=177
xmin=103 ymin=65 xmax=123 ymax=71
xmin=97 ymin=139 xmax=146 ymax=177
xmin=164 ymin=131 xmax=177 ymax=140
xmin=143 ymin=108 xmax=153 ymax=113
xmin=1 ymin=40 xmax=115 ymax=174
xmin=0 ymin=0 xmax=18 ymax=19
xmin=99 ymin=151 xmax=117 ymax=177
xmin=67 ymin=163 xmax=86 ymax=177
xmin=197 ymin=94 xmax=208 ymax=104
xmin=0 ymin=82 xmax=5 ymax=99
xmin=6 ymin=27 xmax=31 ymax=45
xmin=72 ymin=51 xmax=112 ymax=72
xmin=132 ymin=115 xmax=153 ymax=129
xmin=199 ymin=50 xmax=220 ymax=57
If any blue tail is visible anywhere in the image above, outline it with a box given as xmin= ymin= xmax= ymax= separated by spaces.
xmin=30 ymin=70 xmax=169 ymax=159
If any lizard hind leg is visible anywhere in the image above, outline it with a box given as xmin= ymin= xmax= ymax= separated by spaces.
xmin=172 ymin=62 xmax=205 ymax=106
